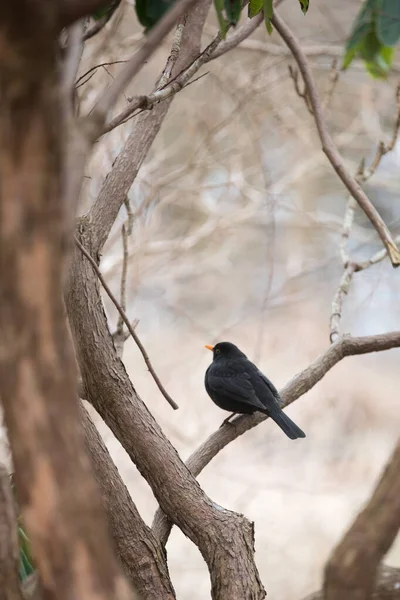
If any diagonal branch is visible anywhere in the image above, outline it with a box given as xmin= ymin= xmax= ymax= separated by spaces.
xmin=67 ymin=224 xmax=266 ymax=600
xmin=152 ymin=331 xmax=400 ymax=544
xmin=270 ymin=12 xmax=400 ymax=267
xmin=324 ymin=439 xmax=400 ymax=600
xmin=80 ymin=404 xmax=175 ymax=599
xmin=75 ymin=237 xmax=179 ymax=410
xmin=87 ymin=0 xmax=212 ymax=255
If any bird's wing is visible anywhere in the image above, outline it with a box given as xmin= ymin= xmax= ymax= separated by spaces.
xmin=256 ymin=370 xmax=282 ymax=403
xmin=206 ymin=371 xmax=267 ymax=412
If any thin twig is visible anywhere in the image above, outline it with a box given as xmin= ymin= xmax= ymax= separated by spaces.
xmin=271 ymin=11 xmax=400 ymax=266
xmin=89 ymin=0 xmax=199 ymax=130
xmin=103 ymin=32 xmax=222 ymax=135
xmin=210 ymin=13 xmax=263 ymax=60
xmin=156 ymin=15 xmax=187 ymax=89
xmin=334 ymin=85 xmax=400 ymax=339
xmin=75 ymin=60 xmax=129 ymax=86
xmin=329 ymin=263 xmax=356 ymax=343
xmin=288 ymin=65 xmax=313 ymax=114
xmin=322 ymin=59 xmax=339 ymax=112
xmin=75 ymin=237 xmax=179 ymax=410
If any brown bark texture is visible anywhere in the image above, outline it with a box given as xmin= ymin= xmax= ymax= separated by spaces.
xmin=68 ymin=221 xmax=266 ymax=599
xmin=324 ymin=440 xmax=400 ymax=600
xmin=80 ymin=403 xmax=176 ymax=599
xmin=0 ymin=465 xmax=24 ymax=600
xmin=0 ymin=3 xmax=133 ymax=600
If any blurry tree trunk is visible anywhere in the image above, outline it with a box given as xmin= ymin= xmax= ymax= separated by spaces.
xmin=0 ymin=465 xmax=23 ymax=600
xmin=323 ymin=440 xmax=400 ymax=600
xmin=304 ymin=565 xmax=400 ymax=600
xmin=0 ymin=2 xmax=133 ymax=600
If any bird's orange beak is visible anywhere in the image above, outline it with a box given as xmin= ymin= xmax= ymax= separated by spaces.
xmin=205 ymin=344 xmax=214 ymax=351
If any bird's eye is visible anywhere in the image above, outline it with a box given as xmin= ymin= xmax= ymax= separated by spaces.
xmin=215 ymin=348 xmax=221 ymax=354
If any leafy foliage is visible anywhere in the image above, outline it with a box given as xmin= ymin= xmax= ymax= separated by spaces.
xmin=135 ymin=0 xmax=177 ymax=31
xmin=344 ymin=0 xmax=400 ymax=78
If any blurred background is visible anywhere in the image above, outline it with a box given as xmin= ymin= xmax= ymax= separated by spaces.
xmin=5 ymin=0 xmax=400 ymax=597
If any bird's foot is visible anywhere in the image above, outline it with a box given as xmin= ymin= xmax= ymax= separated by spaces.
xmin=220 ymin=413 xmax=238 ymax=428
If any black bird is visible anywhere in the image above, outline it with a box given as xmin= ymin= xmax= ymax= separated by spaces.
xmin=205 ymin=341 xmax=305 ymax=440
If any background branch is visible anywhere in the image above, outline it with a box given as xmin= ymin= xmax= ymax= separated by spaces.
xmin=324 ymin=439 xmax=400 ymax=600
xmin=271 ymin=11 xmax=400 ymax=266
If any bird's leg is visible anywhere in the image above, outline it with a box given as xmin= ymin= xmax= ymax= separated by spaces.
xmin=220 ymin=412 xmax=238 ymax=428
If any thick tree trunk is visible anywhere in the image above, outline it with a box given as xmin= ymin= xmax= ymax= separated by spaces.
xmin=0 ymin=3 xmax=133 ymax=600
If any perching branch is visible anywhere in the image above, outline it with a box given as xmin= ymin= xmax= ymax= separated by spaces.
xmin=324 ymin=439 xmax=400 ymax=600
xmin=152 ymin=331 xmax=400 ymax=545
xmin=75 ymin=237 xmax=179 ymax=410
xmin=271 ymin=12 xmax=400 ymax=266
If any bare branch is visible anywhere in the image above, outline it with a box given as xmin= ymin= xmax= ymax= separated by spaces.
xmin=88 ymin=0 xmax=212 ymax=255
xmin=324 ymin=440 xmax=400 ymax=600
xmin=152 ymin=331 xmax=400 ymax=544
xmin=329 ymin=263 xmax=356 ymax=343
xmin=0 ymin=464 xmax=24 ymax=600
xmin=156 ymin=15 xmax=187 ymax=88
xmin=103 ymin=32 xmax=221 ymax=135
xmin=67 ymin=227 xmax=266 ymax=600
xmin=80 ymin=405 xmax=175 ymax=599
xmin=271 ymin=11 xmax=400 ymax=266
xmin=75 ymin=237 xmax=179 ymax=410
xmin=210 ymin=13 xmax=263 ymax=60
xmin=90 ymin=0 xmax=199 ymax=128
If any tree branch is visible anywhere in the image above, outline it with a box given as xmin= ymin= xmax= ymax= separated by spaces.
xmin=152 ymin=331 xmax=400 ymax=544
xmin=66 ymin=222 xmax=266 ymax=600
xmin=271 ymin=12 xmax=400 ymax=267
xmin=80 ymin=404 xmax=175 ymax=599
xmin=88 ymin=0 xmax=212 ymax=255
xmin=89 ymin=0 xmax=199 ymax=129
xmin=0 ymin=465 xmax=24 ymax=600
xmin=324 ymin=440 xmax=400 ymax=600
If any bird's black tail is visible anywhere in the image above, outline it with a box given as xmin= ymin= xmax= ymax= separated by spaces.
xmin=269 ymin=408 xmax=306 ymax=440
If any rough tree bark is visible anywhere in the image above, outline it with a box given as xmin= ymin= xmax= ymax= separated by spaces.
xmin=0 ymin=2 xmax=133 ymax=599
xmin=0 ymin=465 xmax=23 ymax=600
xmin=80 ymin=404 xmax=176 ymax=599
xmin=323 ymin=440 xmax=400 ymax=600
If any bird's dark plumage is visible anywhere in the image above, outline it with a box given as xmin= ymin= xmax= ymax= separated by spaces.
xmin=205 ymin=342 xmax=305 ymax=440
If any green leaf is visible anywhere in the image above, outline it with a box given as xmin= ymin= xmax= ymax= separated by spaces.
xmin=225 ymin=0 xmax=242 ymax=25
xmin=135 ymin=0 xmax=177 ymax=31
xmin=365 ymin=44 xmax=395 ymax=77
xmin=248 ymin=0 xmax=263 ymax=18
xmin=376 ymin=0 xmax=400 ymax=46
xmin=264 ymin=0 xmax=273 ymax=35
xmin=214 ymin=0 xmax=228 ymax=38
xmin=345 ymin=0 xmax=376 ymax=52
xmin=299 ymin=0 xmax=309 ymax=14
